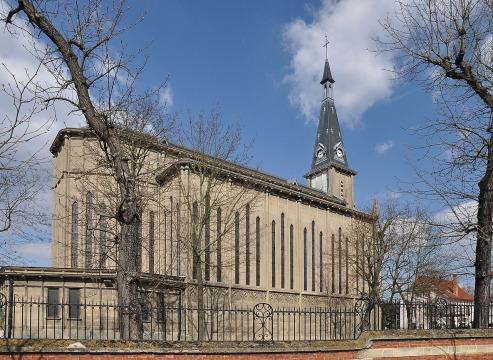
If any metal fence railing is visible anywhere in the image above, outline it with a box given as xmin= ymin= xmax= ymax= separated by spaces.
xmin=0 ymin=295 xmax=491 ymax=341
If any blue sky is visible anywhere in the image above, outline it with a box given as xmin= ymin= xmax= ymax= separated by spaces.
xmin=0 ymin=0 xmax=442 ymax=266
xmin=128 ymin=0 xmax=435 ymax=205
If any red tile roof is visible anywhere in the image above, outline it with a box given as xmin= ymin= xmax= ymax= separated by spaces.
xmin=415 ymin=276 xmax=474 ymax=301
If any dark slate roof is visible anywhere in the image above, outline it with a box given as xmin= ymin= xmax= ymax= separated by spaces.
xmin=305 ymin=97 xmax=353 ymax=176
xmin=320 ymin=59 xmax=335 ymax=84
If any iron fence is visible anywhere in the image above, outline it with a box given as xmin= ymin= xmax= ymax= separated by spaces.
xmin=0 ymin=296 xmax=491 ymax=341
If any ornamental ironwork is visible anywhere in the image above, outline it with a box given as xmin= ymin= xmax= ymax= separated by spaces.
xmin=253 ymin=302 xmax=273 ymax=341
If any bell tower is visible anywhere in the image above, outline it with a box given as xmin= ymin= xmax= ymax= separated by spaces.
xmin=303 ymin=40 xmax=356 ymax=208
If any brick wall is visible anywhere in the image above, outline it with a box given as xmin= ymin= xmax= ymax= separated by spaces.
xmin=1 ymin=330 xmax=493 ymax=360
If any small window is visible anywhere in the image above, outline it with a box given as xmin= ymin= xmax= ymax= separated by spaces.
xmin=68 ymin=288 xmax=80 ymax=319
xmin=47 ymin=288 xmax=59 ymax=318
xmin=340 ymin=181 xmax=344 ymax=198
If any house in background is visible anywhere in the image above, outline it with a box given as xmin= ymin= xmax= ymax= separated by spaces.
xmin=400 ymin=275 xmax=474 ymax=329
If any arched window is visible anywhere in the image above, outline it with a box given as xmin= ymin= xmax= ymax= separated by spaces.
xmin=356 ymin=235 xmax=360 ymax=294
xmin=149 ymin=211 xmax=155 ymax=274
xmin=320 ymin=231 xmax=323 ymax=293
xmin=235 ymin=211 xmax=240 ymax=285
xmin=304 ymin=227 xmax=307 ymax=291
xmin=216 ymin=208 xmax=222 ymax=283
xmin=245 ymin=204 xmax=250 ymax=285
xmin=281 ymin=213 xmax=285 ymax=289
xmin=331 ymin=234 xmax=335 ymax=294
xmin=85 ymin=192 xmax=93 ymax=268
xmin=290 ymin=224 xmax=294 ymax=290
xmin=271 ymin=220 xmax=276 ymax=288
xmin=192 ymin=202 xmax=198 ymax=280
xmin=256 ymin=216 xmax=260 ymax=286
xmin=71 ymin=202 xmax=78 ymax=268
xmin=346 ymin=236 xmax=349 ymax=294
xmin=339 ymin=228 xmax=342 ymax=294
xmin=204 ymin=196 xmax=211 ymax=282
xmin=100 ymin=204 xmax=107 ymax=269
xmin=312 ymin=221 xmax=315 ymax=292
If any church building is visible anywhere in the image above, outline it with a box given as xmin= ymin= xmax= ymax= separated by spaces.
xmin=0 ymin=56 xmax=374 ymax=312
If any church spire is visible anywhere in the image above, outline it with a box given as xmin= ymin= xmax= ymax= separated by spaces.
xmin=303 ymin=42 xmax=356 ymax=207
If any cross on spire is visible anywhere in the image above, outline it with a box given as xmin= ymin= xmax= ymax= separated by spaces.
xmin=323 ymin=34 xmax=329 ymax=60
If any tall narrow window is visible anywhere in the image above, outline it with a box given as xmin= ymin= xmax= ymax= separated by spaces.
xmin=137 ymin=212 xmax=143 ymax=273
xmin=312 ymin=221 xmax=315 ymax=292
xmin=47 ymin=288 xmax=59 ymax=318
xmin=100 ymin=204 xmax=107 ymax=269
xmin=149 ymin=211 xmax=155 ymax=274
xmin=169 ymin=197 xmax=173 ymax=274
xmin=281 ymin=213 xmax=285 ymax=289
xmin=216 ymin=208 xmax=222 ymax=282
xmin=85 ymin=192 xmax=93 ymax=268
xmin=338 ymin=228 xmax=342 ymax=294
xmin=204 ymin=196 xmax=211 ymax=282
xmin=68 ymin=288 xmax=80 ymax=319
xmin=245 ymin=204 xmax=250 ymax=285
xmin=192 ymin=202 xmax=198 ymax=280
xmin=235 ymin=212 xmax=240 ymax=285
xmin=356 ymin=236 xmax=359 ymax=294
xmin=256 ymin=216 xmax=260 ymax=286
xmin=71 ymin=202 xmax=78 ymax=268
xmin=290 ymin=225 xmax=294 ymax=290
xmin=362 ymin=235 xmax=365 ymax=294
xmin=331 ymin=234 xmax=335 ymax=293
xmin=346 ymin=236 xmax=349 ymax=294
xmin=271 ymin=220 xmax=276 ymax=287
xmin=320 ymin=231 xmax=323 ymax=293
xmin=303 ymin=227 xmax=307 ymax=291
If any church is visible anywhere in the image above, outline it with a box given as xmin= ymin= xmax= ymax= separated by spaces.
xmin=0 ymin=56 xmax=374 ymax=312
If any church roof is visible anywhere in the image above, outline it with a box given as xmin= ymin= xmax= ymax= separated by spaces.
xmin=320 ymin=59 xmax=335 ymax=84
xmin=50 ymin=128 xmax=373 ymax=220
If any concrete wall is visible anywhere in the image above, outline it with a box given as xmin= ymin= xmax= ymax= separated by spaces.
xmin=1 ymin=330 xmax=493 ymax=360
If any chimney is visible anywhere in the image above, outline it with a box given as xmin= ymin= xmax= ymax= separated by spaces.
xmin=453 ymin=275 xmax=459 ymax=296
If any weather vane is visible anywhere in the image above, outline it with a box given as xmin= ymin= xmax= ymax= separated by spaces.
xmin=323 ymin=34 xmax=329 ymax=60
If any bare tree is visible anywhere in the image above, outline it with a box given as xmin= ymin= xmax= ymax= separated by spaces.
xmin=352 ymin=198 xmax=447 ymax=304
xmin=0 ymin=59 xmax=52 ymax=260
xmin=2 ymin=0 xmax=170 ymax=337
xmin=379 ymin=0 xmax=493 ymax=327
xmin=159 ymin=107 xmax=258 ymax=340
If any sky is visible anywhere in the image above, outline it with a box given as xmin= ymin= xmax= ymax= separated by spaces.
xmin=0 ymin=0 xmax=446 ymax=268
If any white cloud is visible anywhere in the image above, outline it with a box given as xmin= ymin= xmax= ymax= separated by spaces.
xmin=282 ymin=0 xmax=397 ymax=128
xmin=160 ymin=86 xmax=174 ymax=109
xmin=375 ymin=140 xmax=394 ymax=153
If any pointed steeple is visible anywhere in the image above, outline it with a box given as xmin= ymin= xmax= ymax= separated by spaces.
xmin=320 ymin=59 xmax=335 ymax=85
xmin=303 ymin=51 xmax=357 ymax=208
xmin=307 ymin=57 xmax=350 ymax=172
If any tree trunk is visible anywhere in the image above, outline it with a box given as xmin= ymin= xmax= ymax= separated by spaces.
xmin=12 ymin=0 xmax=143 ymax=338
xmin=474 ymin=138 xmax=493 ymax=328
xmin=118 ymin=217 xmax=141 ymax=339
xmin=196 ymin=259 xmax=206 ymax=341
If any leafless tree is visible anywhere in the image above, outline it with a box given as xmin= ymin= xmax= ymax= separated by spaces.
xmin=2 ymin=0 xmax=171 ymax=337
xmin=163 ymin=107 xmax=258 ymax=340
xmin=0 ymin=58 xmax=52 ymax=260
xmin=351 ymin=198 xmax=448 ymax=304
xmin=379 ymin=0 xmax=493 ymax=327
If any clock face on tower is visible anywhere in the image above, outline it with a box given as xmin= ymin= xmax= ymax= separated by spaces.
xmin=314 ymin=143 xmax=327 ymax=162
xmin=334 ymin=142 xmax=345 ymax=161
